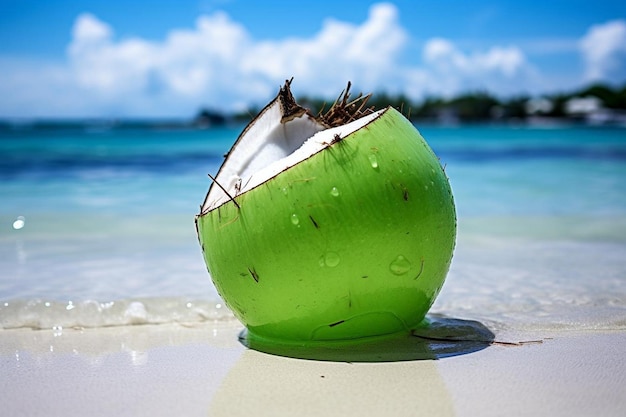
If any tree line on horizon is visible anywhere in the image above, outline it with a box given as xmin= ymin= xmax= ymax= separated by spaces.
xmin=4 ymin=82 xmax=623 ymax=129
xmin=206 ymin=82 xmax=626 ymax=125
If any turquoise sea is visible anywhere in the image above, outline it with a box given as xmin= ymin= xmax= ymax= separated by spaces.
xmin=1 ymin=122 xmax=625 ymax=331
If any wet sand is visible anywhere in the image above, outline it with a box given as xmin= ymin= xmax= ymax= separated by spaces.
xmin=2 ymin=319 xmax=624 ymax=417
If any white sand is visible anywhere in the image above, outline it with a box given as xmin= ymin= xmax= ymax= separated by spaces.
xmin=1 ymin=320 xmax=624 ymax=417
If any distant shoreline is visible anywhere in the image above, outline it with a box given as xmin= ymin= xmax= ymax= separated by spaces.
xmin=2 ymin=81 xmax=625 ymax=129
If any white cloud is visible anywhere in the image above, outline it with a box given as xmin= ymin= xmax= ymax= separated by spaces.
xmin=580 ymin=19 xmax=626 ymax=82
xmin=423 ymin=38 xmax=526 ymax=78
xmin=56 ymin=3 xmax=407 ymax=116
xmin=1 ymin=3 xmax=614 ymax=118
xmin=68 ymin=11 xmax=247 ymax=98
xmin=420 ymin=38 xmax=530 ymax=96
xmin=72 ymin=13 xmax=112 ymax=42
xmin=239 ymin=3 xmax=407 ymax=97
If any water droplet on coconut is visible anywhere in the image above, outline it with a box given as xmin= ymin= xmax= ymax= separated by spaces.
xmin=389 ymin=255 xmax=411 ymax=275
xmin=330 ymin=187 xmax=340 ymax=197
xmin=281 ymin=187 xmax=288 ymax=195
xmin=368 ymin=154 xmax=379 ymax=169
xmin=290 ymin=213 xmax=300 ymax=225
xmin=324 ymin=252 xmax=341 ymax=267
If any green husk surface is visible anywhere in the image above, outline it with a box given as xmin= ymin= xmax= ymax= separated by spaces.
xmin=196 ymin=87 xmax=456 ymax=344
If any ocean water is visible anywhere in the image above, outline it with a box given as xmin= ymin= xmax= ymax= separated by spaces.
xmin=1 ymin=122 xmax=625 ymax=332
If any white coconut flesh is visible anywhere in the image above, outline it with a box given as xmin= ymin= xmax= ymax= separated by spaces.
xmin=201 ymin=83 xmax=383 ymax=213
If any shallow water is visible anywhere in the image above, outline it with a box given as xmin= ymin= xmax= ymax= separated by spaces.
xmin=1 ymin=122 xmax=625 ymax=331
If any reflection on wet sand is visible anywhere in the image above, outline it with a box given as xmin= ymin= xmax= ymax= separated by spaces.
xmin=210 ymin=316 xmax=494 ymax=416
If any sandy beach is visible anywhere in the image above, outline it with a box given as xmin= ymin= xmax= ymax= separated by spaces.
xmin=2 ymin=318 xmax=624 ymax=417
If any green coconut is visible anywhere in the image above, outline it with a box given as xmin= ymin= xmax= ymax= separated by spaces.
xmin=195 ymin=80 xmax=456 ymax=345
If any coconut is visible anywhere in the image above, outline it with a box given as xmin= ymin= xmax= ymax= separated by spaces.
xmin=195 ymin=80 xmax=456 ymax=346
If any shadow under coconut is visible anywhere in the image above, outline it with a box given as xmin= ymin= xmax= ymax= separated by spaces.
xmin=239 ymin=314 xmax=495 ymax=362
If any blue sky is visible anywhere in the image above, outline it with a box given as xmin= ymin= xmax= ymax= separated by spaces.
xmin=1 ymin=0 xmax=625 ymax=118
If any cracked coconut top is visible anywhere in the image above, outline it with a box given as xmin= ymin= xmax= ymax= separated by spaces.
xmin=201 ymin=80 xmax=384 ymax=213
